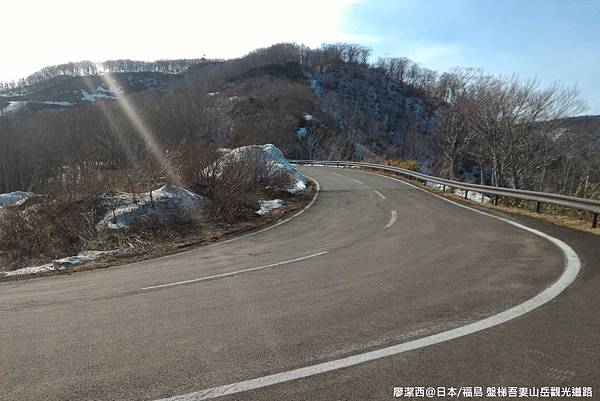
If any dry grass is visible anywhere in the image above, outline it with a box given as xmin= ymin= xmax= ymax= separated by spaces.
xmin=0 ymin=148 xmax=304 ymax=274
xmin=0 ymin=182 xmax=315 ymax=281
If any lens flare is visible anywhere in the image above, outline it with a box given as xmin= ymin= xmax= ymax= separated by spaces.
xmin=86 ymin=67 xmax=178 ymax=185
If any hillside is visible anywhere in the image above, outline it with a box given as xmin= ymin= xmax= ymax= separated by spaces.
xmin=556 ymin=115 xmax=600 ymax=138
xmin=0 ymin=43 xmax=598 ymax=199
xmin=0 ymin=71 xmax=190 ymax=116
xmin=0 ymin=46 xmax=437 ymax=162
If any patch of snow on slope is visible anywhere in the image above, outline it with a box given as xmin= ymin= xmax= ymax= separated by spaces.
xmin=80 ymin=89 xmax=117 ymax=102
xmin=98 ymin=185 xmax=203 ymax=230
xmin=80 ymin=89 xmax=95 ymax=102
xmin=42 ymin=101 xmax=74 ymax=106
xmin=0 ymin=191 xmax=38 ymax=207
xmin=0 ymin=101 xmax=27 ymax=116
xmin=52 ymin=250 xmax=123 ymax=268
xmin=4 ymin=264 xmax=54 ymax=276
xmin=454 ymin=188 xmax=491 ymax=203
xmin=4 ymin=250 xmax=123 ymax=276
xmin=425 ymin=181 xmax=491 ymax=203
xmin=213 ymin=144 xmax=307 ymax=194
xmin=256 ymin=199 xmax=285 ymax=215
xmin=297 ymin=127 xmax=307 ymax=140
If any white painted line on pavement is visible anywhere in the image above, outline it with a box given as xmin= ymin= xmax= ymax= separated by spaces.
xmin=385 ymin=210 xmax=397 ymax=229
xmin=154 ymin=169 xmax=581 ymax=401
xmin=351 ymin=177 xmax=372 ymax=190
xmin=374 ymin=190 xmax=387 ymax=200
xmin=141 ymin=251 xmax=328 ymax=290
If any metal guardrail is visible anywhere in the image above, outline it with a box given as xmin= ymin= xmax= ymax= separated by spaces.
xmin=291 ymin=160 xmax=600 ymax=228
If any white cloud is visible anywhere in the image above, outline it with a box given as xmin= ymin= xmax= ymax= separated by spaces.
xmin=406 ymin=42 xmax=463 ymax=70
xmin=1 ymin=0 xmax=366 ymax=81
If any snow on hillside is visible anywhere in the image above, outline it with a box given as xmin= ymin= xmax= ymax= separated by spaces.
xmin=80 ymin=89 xmax=117 ymax=102
xmin=214 ymin=144 xmax=307 ymax=194
xmin=0 ymin=101 xmax=27 ymax=116
xmin=0 ymin=100 xmax=74 ymax=116
xmin=98 ymin=185 xmax=203 ymax=230
xmin=0 ymin=191 xmax=39 ymax=207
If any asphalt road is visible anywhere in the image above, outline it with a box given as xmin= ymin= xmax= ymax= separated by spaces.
xmin=1 ymin=166 xmax=599 ymax=401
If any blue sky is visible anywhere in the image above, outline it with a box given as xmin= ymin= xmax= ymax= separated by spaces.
xmin=341 ymin=0 xmax=600 ymax=113
xmin=3 ymin=0 xmax=598 ymax=113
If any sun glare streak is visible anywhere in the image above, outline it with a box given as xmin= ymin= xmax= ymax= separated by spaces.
xmin=80 ymin=75 xmax=136 ymax=165
xmin=97 ymin=70 xmax=179 ymax=185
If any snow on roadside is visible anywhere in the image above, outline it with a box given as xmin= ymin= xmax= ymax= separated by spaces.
xmin=3 ymin=264 xmax=54 ymax=276
xmin=212 ymin=144 xmax=307 ymax=194
xmin=0 ymin=191 xmax=39 ymax=207
xmin=98 ymin=184 xmax=204 ymax=230
xmin=3 ymin=250 xmax=123 ymax=277
xmin=425 ymin=181 xmax=491 ymax=203
xmin=455 ymin=189 xmax=491 ymax=203
xmin=256 ymin=199 xmax=285 ymax=215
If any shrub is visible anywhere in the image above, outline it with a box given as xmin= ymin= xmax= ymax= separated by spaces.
xmin=384 ymin=159 xmax=421 ymax=171
xmin=199 ymin=149 xmax=293 ymax=222
xmin=0 ymin=198 xmax=97 ymax=269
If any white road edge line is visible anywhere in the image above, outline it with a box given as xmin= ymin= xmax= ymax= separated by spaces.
xmin=141 ymin=251 xmax=328 ymax=290
xmin=373 ymin=189 xmax=387 ymax=200
xmin=155 ymin=169 xmax=581 ymax=401
xmin=385 ymin=210 xmax=397 ymax=229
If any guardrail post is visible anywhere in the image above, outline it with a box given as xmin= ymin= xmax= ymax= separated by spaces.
xmin=493 ymin=195 xmax=499 ymax=206
xmin=464 ymin=190 xmax=469 ymax=199
xmin=536 ymin=201 xmax=543 ymax=213
xmin=480 ymin=193 xmax=485 ymax=203
xmin=442 ymin=185 xmax=446 ymax=192
xmin=593 ymin=212 xmax=598 ymax=229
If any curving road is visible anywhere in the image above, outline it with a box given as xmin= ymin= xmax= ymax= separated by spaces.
xmin=1 ymin=166 xmax=599 ymax=401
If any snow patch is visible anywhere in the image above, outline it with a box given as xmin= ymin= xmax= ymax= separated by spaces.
xmin=256 ymin=199 xmax=285 ymax=215
xmin=3 ymin=264 xmax=54 ymax=276
xmin=0 ymin=101 xmax=27 ymax=116
xmin=98 ymin=184 xmax=203 ymax=230
xmin=42 ymin=101 xmax=74 ymax=106
xmin=0 ymin=191 xmax=38 ymax=207
xmin=3 ymin=249 xmax=123 ymax=277
xmin=211 ymin=144 xmax=307 ymax=194
xmin=297 ymin=127 xmax=307 ymax=140
xmin=426 ymin=181 xmax=491 ymax=203
xmin=81 ymin=89 xmax=117 ymax=102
